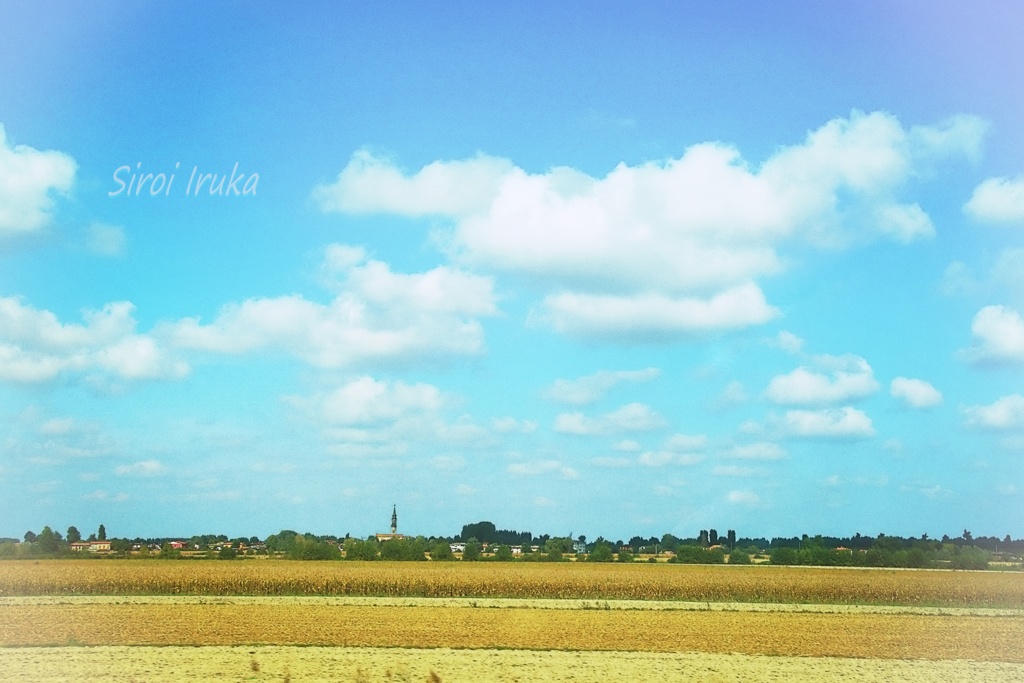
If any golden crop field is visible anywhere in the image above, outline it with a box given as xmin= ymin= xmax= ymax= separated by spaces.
xmin=2 ymin=560 xmax=1023 ymax=607
xmin=3 ymin=561 xmax=1023 ymax=681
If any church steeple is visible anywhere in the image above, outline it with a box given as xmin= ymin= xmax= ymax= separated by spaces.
xmin=391 ymin=505 xmax=397 ymax=534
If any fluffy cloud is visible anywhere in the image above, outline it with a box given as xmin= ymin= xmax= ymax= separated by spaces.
xmin=166 ymin=245 xmax=497 ymax=368
xmin=964 ymin=176 xmax=1024 ymax=224
xmin=0 ymin=124 xmax=76 ymax=236
xmin=890 ymin=377 xmax=943 ymax=408
xmin=727 ymin=490 xmax=761 ymax=505
xmin=960 ymin=305 xmax=1024 ymax=365
xmin=316 ymin=377 xmax=444 ymax=426
xmin=536 ymin=284 xmax=779 ymax=339
xmin=725 ymin=442 xmax=786 ymax=460
xmin=554 ymin=402 xmax=667 ymax=435
xmin=507 ymin=460 xmax=579 ymax=479
xmin=546 ymin=367 xmax=660 ymax=404
xmin=783 ymin=407 xmax=876 ymax=439
xmin=322 ymin=112 xmax=981 ymax=340
xmin=85 ymin=223 xmax=126 ymax=256
xmin=963 ymin=394 xmax=1024 ymax=431
xmin=114 ymin=460 xmax=168 ymax=477
xmin=764 ymin=355 xmax=879 ymax=406
xmin=0 ymin=296 xmax=188 ymax=383
xmin=637 ymin=451 xmax=704 ymax=467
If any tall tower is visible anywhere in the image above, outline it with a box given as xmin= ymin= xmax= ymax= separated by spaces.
xmin=391 ymin=505 xmax=397 ymax=534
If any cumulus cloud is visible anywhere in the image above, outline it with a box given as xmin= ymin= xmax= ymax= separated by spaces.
xmin=960 ymin=305 xmax=1024 ymax=365
xmin=0 ymin=296 xmax=188 ymax=384
xmin=85 ymin=223 xmax=126 ymax=256
xmin=764 ymin=355 xmax=879 ymax=406
xmin=664 ymin=433 xmax=708 ymax=451
xmin=166 ymin=244 xmax=497 ymax=368
xmin=725 ymin=442 xmax=786 ymax=460
xmin=0 ymin=124 xmax=76 ymax=236
xmin=771 ymin=331 xmax=805 ymax=354
xmin=637 ymin=451 xmax=704 ymax=467
xmin=507 ymin=460 xmax=579 ymax=479
xmin=546 ymin=367 xmax=660 ymax=404
xmin=554 ymin=402 xmax=667 ymax=435
xmin=322 ymin=112 xmax=981 ymax=340
xmin=783 ymin=407 xmax=876 ymax=439
xmin=727 ymin=490 xmax=761 ymax=505
xmin=114 ymin=459 xmax=168 ymax=477
xmin=890 ymin=377 xmax=943 ymax=408
xmin=963 ymin=394 xmax=1024 ymax=431
xmin=314 ymin=377 xmax=444 ymax=426
xmin=964 ymin=176 xmax=1024 ymax=224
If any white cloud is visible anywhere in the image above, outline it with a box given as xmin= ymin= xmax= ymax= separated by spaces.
xmin=507 ymin=460 xmax=579 ymax=479
xmin=726 ymin=442 xmax=786 ymax=460
xmin=326 ymin=112 xmax=979 ymax=340
xmin=664 ymin=433 xmax=708 ymax=451
xmin=313 ymin=150 xmax=514 ymax=217
xmin=491 ymin=417 xmax=538 ymax=433
xmin=536 ymin=284 xmax=780 ymax=340
xmin=727 ymin=490 xmax=761 ymax=505
xmin=638 ymin=451 xmax=704 ymax=467
xmin=315 ymin=377 xmax=444 ymax=426
xmin=545 ymin=367 xmax=660 ymax=404
xmin=960 ymin=305 xmax=1024 ymax=365
xmin=771 ymin=331 xmax=805 ymax=354
xmin=86 ymin=223 xmax=126 ymax=256
xmin=554 ymin=402 xmax=667 ymax=435
xmin=963 ymin=394 xmax=1024 ymax=431
xmin=612 ymin=439 xmax=643 ymax=452
xmin=783 ymin=407 xmax=876 ymax=439
xmin=430 ymin=455 xmax=465 ymax=472
xmin=81 ymin=490 xmax=129 ymax=503
xmin=166 ymin=245 xmax=497 ymax=367
xmin=964 ymin=176 xmax=1024 ymax=224
xmin=765 ymin=354 xmax=879 ymax=406
xmin=0 ymin=124 xmax=76 ymax=236
xmin=890 ymin=377 xmax=943 ymax=408
xmin=114 ymin=460 xmax=167 ymax=477
xmin=592 ymin=456 xmax=633 ymax=468
xmin=713 ymin=465 xmax=764 ymax=477
xmin=0 ymin=296 xmax=188 ymax=383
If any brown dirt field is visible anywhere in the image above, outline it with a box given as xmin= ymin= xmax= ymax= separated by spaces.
xmin=2 ymin=601 xmax=1022 ymax=661
xmin=2 ymin=646 xmax=1024 ymax=683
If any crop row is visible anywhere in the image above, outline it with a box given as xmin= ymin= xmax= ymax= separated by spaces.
xmin=2 ymin=560 xmax=1022 ymax=608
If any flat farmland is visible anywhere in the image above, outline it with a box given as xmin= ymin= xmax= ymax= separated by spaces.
xmin=2 ymin=560 xmax=1023 ymax=606
xmin=2 ymin=561 xmax=1023 ymax=682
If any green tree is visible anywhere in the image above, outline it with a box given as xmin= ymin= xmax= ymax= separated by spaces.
xmin=616 ymin=549 xmax=634 ymax=563
xmin=728 ymin=549 xmax=752 ymax=564
xmin=160 ymin=543 xmax=182 ymax=559
xmin=66 ymin=526 xmax=81 ymax=543
xmin=493 ymin=544 xmax=514 ymax=562
xmin=588 ymin=543 xmax=613 ymax=562
xmin=97 ymin=524 xmax=107 ymax=541
xmin=24 ymin=531 xmax=37 ymax=544
xmin=36 ymin=526 xmax=63 ymax=555
xmin=462 ymin=539 xmax=481 ymax=561
xmin=431 ymin=541 xmax=455 ymax=561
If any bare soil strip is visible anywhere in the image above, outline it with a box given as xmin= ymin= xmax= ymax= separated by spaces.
xmin=2 ymin=646 xmax=1023 ymax=683
xmin=4 ymin=594 xmax=1020 ymax=616
xmin=2 ymin=603 xmax=1022 ymax=661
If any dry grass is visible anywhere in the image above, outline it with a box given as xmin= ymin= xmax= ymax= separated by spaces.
xmin=2 ymin=560 xmax=1022 ymax=607
xmin=2 ymin=600 xmax=1023 ymax=661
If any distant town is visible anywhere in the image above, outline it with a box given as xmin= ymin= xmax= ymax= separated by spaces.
xmin=3 ymin=510 xmax=1022 ymax=570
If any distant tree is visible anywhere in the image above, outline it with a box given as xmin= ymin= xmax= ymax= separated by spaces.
xmin=728 ymin=548 xmax=752 ymax=564
xmin=493 ymin=544 xmax=514 ymax=562
xmin=343 ymin=538 xmax=379 ymax=561
xmin=110 ymin=538 xmax=132 ymax=554
xmin=460 ymin=522 xmax=497 ymax=545
xmin=709 ymin=529 xmax=719 ymax=546
xmin=698 ymin=530 xmax=709 ymax=547
xmin=962 ymin=529 xmax=973 ymax=542
xmin=98 ymin=524 xmax=107 ymax=541
xmin=66 ymin=526 xmax=81 ymax=543
xmin=589 ymin=543 xmax=613 ymax=562
xmin=727 ymin=530 xmax=736 ymax=550
xmin=36 ymin=526 xmax=62 ymax=555
xmin=430 ymin=541 xmax=455 ymax=561
xmin=616 ymin=549 xmax=634 ymax=563
xmin=462 ymin=539 xmax=481 ymax=561
xmin=218 ymin=546 xmax=238 ymax=560
xmin=24 ymin=531 xmax=37 ymax=544
xmin=160 ymin=543 xmax=182 ymax=559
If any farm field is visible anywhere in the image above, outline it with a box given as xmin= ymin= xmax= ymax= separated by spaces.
xmin=2 ymin=560 xmax=1023 ymax=607
xmin=2 ymin=561 xmax=1023 ymax=681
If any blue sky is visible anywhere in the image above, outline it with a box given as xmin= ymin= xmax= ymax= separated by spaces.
xmin=2 ymin=2 xmax=1023 ymax=542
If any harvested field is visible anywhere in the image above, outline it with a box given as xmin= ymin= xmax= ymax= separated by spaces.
xmin=2 ymin=598 xmax=1023 ymax=661
xmin=2 ymin=560 xmax=1022 ymax=607
xmin=3 ymin=646 xmax=1024 ymax=683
